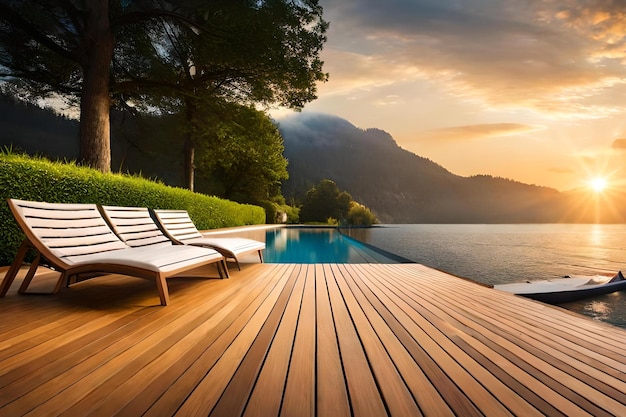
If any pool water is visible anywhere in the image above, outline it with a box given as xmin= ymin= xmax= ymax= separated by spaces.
xmin=264 ymin=227 xmax=404 ymax=263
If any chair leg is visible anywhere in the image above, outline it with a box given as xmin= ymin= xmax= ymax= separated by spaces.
xmin=18 ymin=252 xmax=41 ymax=294
xmin=221 ymin=260 xmax=230 ymax=279
xmin=52 ymin=272 xmax=68 ymax=294
xmin=258 ymin=250 xmax=264 ymax=263
xmin=0 ymin=240 xmax=31 ymax=297
xmin=155 ymin=273 xmax=170 ymax=306
xmin=18 ymin=254 xmax=67 ymax=295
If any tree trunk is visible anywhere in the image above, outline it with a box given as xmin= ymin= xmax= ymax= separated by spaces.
xmin=183 ymin=98 xmax=197 ymax=191
xmin=79 ymin=1 xmax=113 ymax=173
xmin=184 ymin=136 xmax=195 ymax=191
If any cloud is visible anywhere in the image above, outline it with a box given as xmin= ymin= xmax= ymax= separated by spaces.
xmin=416 ymin=123 xmax=544 ymax=141
xmin=611 ymin=138 xmax=626 ymax=150
xmin=319 ymin=0 xmax=626 ymax=119
xmin=551 ymin=1 xmax=626 ymax=60
xmin=549 ymin=167 xmax=576 ymax=174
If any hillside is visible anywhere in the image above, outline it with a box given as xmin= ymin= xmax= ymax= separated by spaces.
xmin=1 ymin=99 xmax=624 ymax=223
xmin=278 ymin=113 xmax=623 ymax=223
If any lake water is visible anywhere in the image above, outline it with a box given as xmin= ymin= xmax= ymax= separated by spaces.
xmin=344 ymin=224 xmax=626 ymax=329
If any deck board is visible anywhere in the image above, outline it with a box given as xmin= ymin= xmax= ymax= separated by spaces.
xmin=0 ymin=262 xmax=625 ymax=416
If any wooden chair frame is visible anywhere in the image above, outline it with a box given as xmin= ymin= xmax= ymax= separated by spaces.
xmin=153 ymin=209 xmax=265 ymax=270
xmin=1 ymin=199 xmax=226 ymax=305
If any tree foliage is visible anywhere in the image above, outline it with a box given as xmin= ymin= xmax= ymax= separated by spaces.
xmin=194 ymin=104 xmax=289 ymax=204
xmin=299 ymin=179 xmax=378 ymax=225
xmin=346 ymin=202 xmax=378 ymax=226
xmin=0 ymin=0 xmax=328 ymax=177
xmin=139 ymin=1 xmax=328 ymax=189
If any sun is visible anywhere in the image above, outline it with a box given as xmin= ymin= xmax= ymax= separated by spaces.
xmin=589 ymin=177 xmax=608 ymax=193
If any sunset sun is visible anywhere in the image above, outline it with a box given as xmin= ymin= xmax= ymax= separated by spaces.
xmin=589 ymin=177 xmax=608 ymax=193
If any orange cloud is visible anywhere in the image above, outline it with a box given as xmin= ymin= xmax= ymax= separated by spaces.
xmin=320 ymin=1 xmax=626 ymax=120
xmin=611 ymin=138 xmax=626 ymax=150
xmin=549 ymin=167 xmax=576 ymax=174
xmin=417 ymin=123 xmax=544 ymax=141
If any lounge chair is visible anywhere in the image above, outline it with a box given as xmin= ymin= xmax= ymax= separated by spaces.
xmin=98 ymin=205 xmax=229 ymax=277
xmin=0 ymin=199 xmax=226 ymax=305
xmin=152 ymin=209 xmax=265 ymax=270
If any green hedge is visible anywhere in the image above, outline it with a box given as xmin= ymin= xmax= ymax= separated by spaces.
xmin=0 ymin=152 xmax=266 ymax=265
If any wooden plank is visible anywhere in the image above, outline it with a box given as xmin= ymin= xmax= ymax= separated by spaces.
xmin=0 ymin=309 xmax=143 ymax=394
xmin=2 ymin=276 xmax=236 ymax=416
xmin=120 ymin=264 xmax=291 ymax=417
xmin=446 ymin=282 xmax=626 ymax=388
xmin=324 ymin=264 xmax=388 ymax=417
xmin=208 ymin=264 xmax=303 ymax=417
xmin=483 ymin=292 xmax=626 ymax=366
xmin=242 ymin=265 xmax=307 ymax=417
xmin=339 ymin=264 xmax=457 ymax=417
xmin=0 ymin=263 xmax=625 ymax=417
xmin=365 ymin=265 xmax=572 ymax=416
xmin=400 ymin=266 xmax=626 ymax=386
xmin=315 ymin=265 xmax=351 ymax=417
xmin=65 ymin=268 xmax=280 ymax=416
xmin=332 ymin=264 xmax=423 ymax=417
xmin=409 ymin=265 xmax=626 ymax=366
xmin=171 ymin=265 xmax=295 ymax=416
xmin=362 ymin=264 xmax=545 ymax=416
xmin=383 ymin=264 xmax=624 ymax=416
xmin=408 ymin=264 xmax=626 ymax=353
xmin=280 ymin=264 xmax=317 ymax=417
xmin=335 ymin=266 xmax=421 ymax=416
xmin=347 ymin=264 xmax=503 ymax=416
xmin=385 ymin=266 xmax=599 ymax=416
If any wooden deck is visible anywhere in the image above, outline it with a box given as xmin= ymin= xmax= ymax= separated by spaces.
xmin=0 ymin=262 xmax=625 ymax=416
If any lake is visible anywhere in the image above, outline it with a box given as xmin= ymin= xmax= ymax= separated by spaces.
xmin=344 ymin=224 xmax=626 ymax=329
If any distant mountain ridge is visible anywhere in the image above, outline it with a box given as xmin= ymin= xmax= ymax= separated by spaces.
xmin=278 ymin=112 xmax=624 ymax=223
xmin=1 ymin=98 xmax=624 ymax=223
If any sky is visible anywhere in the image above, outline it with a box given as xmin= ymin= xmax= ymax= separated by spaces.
xmin=274 ymin=0 xmax=626 ymax=192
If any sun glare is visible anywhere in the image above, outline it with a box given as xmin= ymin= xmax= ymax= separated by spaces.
xmin=589 ymin=177 xmax=608 ymax=193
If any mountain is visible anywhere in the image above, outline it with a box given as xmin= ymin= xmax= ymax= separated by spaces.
xmin=1 ymin=98 xmax=624 ymax=223
xmin=277 ymin=113 xmax=624 ymax=223
xmin=0 ymin=95 xmax=79 ymax=159
xmin=0 ymin=95 xmax=186 ymax=186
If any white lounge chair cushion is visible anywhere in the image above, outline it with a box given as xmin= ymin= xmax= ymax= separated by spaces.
xmin=190 ymin=236 xmax=266 ymax=256
xmin=64 ymin=244 xmax=223 ymax=273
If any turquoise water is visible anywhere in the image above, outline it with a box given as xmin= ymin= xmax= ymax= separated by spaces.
xmin=264 ymin=227 xmax=402 ymax=263
xmin=344 ymin=224 xmax=626 ymax=329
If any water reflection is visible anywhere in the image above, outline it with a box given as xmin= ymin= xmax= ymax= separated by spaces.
xmin=562 ymin=291 xmax=626 ymax=327
xmin=589 ymin=224 xmax=605 ymax=247
xmin=584 ymin=300 xmax=611 ymax=320
xmin=341 ymin=227 xmax=371 ymax=243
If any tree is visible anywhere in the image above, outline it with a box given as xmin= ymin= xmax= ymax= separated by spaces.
xmin=0 ymin=1 xmax=328 ymax=177
xmin=140 ymin=1 xmax=328 ymax=189
xmin=299 ymin=179 xmax=350 ymax=223
xmin=194 ymin=103 xmax=289 ymax=204
xmin=0 ymin=1 xmax=110 ymax=171
xmin=346 ymin=202 xmax=378 ymax=226
xmin=299 ymin=179 xmax=378 ymax=225
xmin=0 ymin=1 xmax=199 ymax=171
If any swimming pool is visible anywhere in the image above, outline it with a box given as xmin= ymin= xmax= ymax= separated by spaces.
xmin=263 ymin=227 xmax=409 ymax=263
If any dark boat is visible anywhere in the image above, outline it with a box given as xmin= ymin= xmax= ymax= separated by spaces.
xmin=494 ymin=271 xmax=626 ymax=304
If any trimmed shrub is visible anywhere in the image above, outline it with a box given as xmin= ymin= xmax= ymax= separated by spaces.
xmin=0 ymin=152 xmax=265 ymax=265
